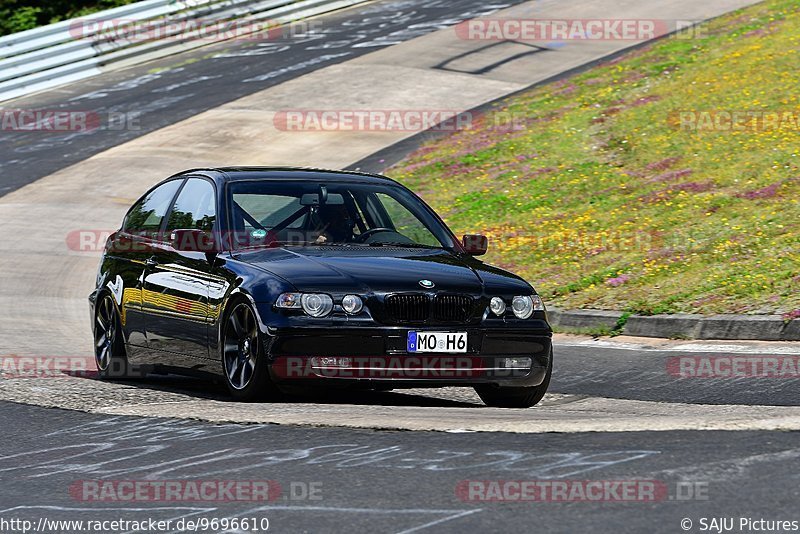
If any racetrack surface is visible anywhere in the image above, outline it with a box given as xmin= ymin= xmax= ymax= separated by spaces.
xmin=2 ymin=335 xmax=799 ymax=432
xmin=2 ymin=400 xmax=799 ymax=533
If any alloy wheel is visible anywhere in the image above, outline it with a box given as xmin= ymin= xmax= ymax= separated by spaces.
xmin=94 ymin=295 xmax=118 ymax=371
xmin=223 ymin=303 xmax=259 ymax=390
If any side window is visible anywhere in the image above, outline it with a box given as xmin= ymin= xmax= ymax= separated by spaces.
xmin=124 ymin=180 xmax=182 ymax=236
xmin=234 ymin=194 xmax=304 ymax=230
xmin=373 ymin=193 xmax=440 ymax=246
xmin=165 ymin=178 xmax=217 ymax=232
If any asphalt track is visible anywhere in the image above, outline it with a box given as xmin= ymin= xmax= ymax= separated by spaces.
xmin=2 ymin=401 xmax=799 ymax=534
xmin=2 ymin=335 xmax=799 ymax=432
xmin=2 ymin=336 xmax=799 ymax=531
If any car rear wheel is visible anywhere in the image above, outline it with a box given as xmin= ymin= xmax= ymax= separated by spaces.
xmin=222 ymin=299 xmax=277 ymax=401
xmin=94 ymin=293 xmax=131 ymax=379
xmin=474 ymin=351 xmax=552 ymax=408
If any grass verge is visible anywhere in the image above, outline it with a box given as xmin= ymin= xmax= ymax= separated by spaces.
xmin=389 ymin=0 xmax=800 ymax=316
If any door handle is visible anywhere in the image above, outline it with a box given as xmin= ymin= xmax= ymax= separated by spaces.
xmin=145 ymin=257 xmax=158 ymax=267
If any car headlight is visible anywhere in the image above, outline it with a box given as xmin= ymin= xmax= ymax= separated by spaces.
xmin=276 ymin=293 xmax=302 ymax=309
xmin=301 ymin=293 xmax=334 ymax=317
xmin=511 ymin=295 xmax=544 ymax=319
xmin=341 ymin=294 xmax=363 ymax=315
xmin=489 ymin=296 xmax=506 ymax=316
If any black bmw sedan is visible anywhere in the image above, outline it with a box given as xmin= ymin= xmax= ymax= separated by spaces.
xmin=90 ymin=167 xmax=552 ymax=407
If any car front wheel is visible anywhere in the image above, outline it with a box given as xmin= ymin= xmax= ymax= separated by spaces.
xmin=222 ymin=299 xmax=278 ymax=401
xmin=94 ymin=293 xmax=131 ymax=379
xmin=474 ymin=350 xmax=552 ymax=408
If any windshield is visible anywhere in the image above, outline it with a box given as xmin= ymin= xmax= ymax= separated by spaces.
xmin=226 ymin=180 xmax=458 ymax=251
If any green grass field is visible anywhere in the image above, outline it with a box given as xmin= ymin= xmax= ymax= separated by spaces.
xmin=389 ymin=0 xmax=800 ymax=317
xmin=0 ymin=1 xmax=139 ymax=36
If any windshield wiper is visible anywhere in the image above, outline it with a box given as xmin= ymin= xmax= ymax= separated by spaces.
xmin=258 ymin=240 xmax=315 ymax=248
xmin=366 ymin=242 xmax=445 ymax=250
xmin=270 ymin=240 xmax=354 ymax=248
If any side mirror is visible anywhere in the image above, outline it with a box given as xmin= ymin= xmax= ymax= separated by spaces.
xmin=171 ymin=229 xmax=216 ymax=254
xmin=462 ymin=234 xmax=488 ymax=256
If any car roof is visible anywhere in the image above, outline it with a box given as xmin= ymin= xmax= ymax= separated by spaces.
xmin=174 ymin=166 xmax=400 ymax=185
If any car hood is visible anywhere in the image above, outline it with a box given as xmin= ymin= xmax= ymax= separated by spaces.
xmin=235 ymin=246 xmax=532 ymax=295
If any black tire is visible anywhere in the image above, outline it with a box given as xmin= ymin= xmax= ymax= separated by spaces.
xmin=94 ymin=293 xmax=132 ymax=379
xmin=474 ymin=351 xmax=553 ymax=408
xmin=221 ymin=298 xmax=278 ymax=401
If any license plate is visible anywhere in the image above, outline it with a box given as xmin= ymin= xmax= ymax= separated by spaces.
xmin=407 ymin=332 xmax=468 ymax=353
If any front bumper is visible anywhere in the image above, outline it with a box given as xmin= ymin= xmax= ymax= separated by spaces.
xmin=263 ymin=324 xmax=552 ymax=388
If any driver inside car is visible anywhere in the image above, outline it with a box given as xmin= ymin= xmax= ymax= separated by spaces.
xmin=313 ymin=204 xmax=356 ymax=244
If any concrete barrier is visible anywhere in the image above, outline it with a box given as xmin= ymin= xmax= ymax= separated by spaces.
xmin=548 ymin=308 xmax=799 ymax=341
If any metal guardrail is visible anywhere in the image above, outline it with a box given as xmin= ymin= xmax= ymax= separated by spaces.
xmin=0 ymin=0 xmax=369 ymax=103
